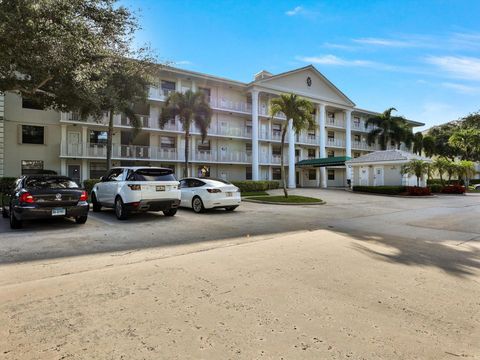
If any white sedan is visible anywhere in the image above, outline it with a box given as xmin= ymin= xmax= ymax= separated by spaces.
xmin=179 ymin=178 xmax=241 ymax=213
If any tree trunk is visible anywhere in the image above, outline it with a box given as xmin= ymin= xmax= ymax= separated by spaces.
xmin=184 ymin=129 xmax=190 ymax=178
xmin=280 ymin=127 xmax=288 ymax=198
xmin=106 ymin=109 xmax=114 ymax=171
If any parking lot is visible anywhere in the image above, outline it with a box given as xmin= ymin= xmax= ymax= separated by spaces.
xmin=1 ymin=189 xmax=480 ymax=359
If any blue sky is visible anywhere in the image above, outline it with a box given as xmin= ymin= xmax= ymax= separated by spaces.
xmin=121 ymin=0 xmax=480 ymax=130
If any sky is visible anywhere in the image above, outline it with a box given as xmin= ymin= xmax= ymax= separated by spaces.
xmin=121 ymin=0 xmax=480 ymax=130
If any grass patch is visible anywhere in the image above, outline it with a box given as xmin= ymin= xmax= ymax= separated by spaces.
xmin=247 ymin=195 xmax=322 ymax=203
xmin=241 ymin=191 xmax=269 ymax=197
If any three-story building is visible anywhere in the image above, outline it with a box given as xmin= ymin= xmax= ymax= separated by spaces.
xmin=0 ymin=65 xmax=423 ymax=187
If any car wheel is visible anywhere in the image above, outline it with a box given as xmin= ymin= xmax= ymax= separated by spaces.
xmin=163 ymin=208 xmax=177 ymax=217
xmin=115 ymin=196 xmax=128 ymax=220
xmin=9 ymin=206 xmax=22 ymax=229
xmin=192 ymin=196 xmax=205 ymax=213
xmin=91 ymin=193 xmax=101 ymax=212
xmin=75 ymin=215 xmax=88 ymax=224
xmin=225 ymin=206 xmax=238 ymax=212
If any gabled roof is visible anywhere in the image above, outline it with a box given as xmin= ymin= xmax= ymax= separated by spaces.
xmin=346 ymin=150 xmax=431 ymax=164
xmin=250 ymin=65 xmax=356 ymax=107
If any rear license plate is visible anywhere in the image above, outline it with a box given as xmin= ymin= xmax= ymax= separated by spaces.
xmin=52 ymin=208 xmax=66 ymax=216
xmin=226 ymin=192 xmax=233 ymax=197
xmin=156 ymin=185 xmax=165 ymax=191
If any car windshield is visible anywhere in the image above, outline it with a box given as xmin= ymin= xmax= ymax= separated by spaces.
xmin=128 ymin=168 xmax=177 ymax=182
xmin=25 ymin=177 xmax=79 ymax=189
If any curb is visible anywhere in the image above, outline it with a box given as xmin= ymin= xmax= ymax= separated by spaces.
xmin=243 ymin=198 xmax=326 ymax=206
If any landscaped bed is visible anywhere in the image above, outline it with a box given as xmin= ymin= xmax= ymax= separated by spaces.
xmin=241 ymin=191 xmax=269 ymax=197
xmin=244 ymin=195 xmax=325 ymax=205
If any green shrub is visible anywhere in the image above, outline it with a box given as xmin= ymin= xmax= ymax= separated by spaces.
xmin=470 ymin=179 xmax=480 ymax=185
xmin=0 ymin=177 xmax=16 ymax=194
xmin=83 ymin=179 xmax=100 ymax=196
xmin=429 ymin=184 xmax=444 ymax=193
xmin=352 ymin=185 xmax=406 ymax=195
xmin=231 ymin=180 xmax=280 ymax=192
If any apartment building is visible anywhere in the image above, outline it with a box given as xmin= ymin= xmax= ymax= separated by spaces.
xmin=0 ymin=65 xmax=423 ymax=187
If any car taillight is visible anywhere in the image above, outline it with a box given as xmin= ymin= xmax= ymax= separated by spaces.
xmin=128 ymin=184 xmax=141 ymax=191
xmin=79 ymin=191 xmax=88 ymax=202
xmin=207 ymin=188 xmax=221 ymax=193
xmin=20 ymin=192 xmax=35 ymax=203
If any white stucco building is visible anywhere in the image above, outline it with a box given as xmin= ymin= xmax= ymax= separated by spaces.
xmin=347 ymin=150 xmax=432 ymax=187
xmin=0 ymin=65 xmax=423 ymax=186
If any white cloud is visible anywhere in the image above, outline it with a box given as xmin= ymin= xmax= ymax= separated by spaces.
xmin=174 ymin=60 xmax=192 ymax=66
xmin=352 ymin=37 xmax=417 ymax=48
xmin=297 ymin=55 xmax=400 ymax=72
xmin=286 ymin=6 xmax=303 ymax=16
xmin=441 ymin=82 xmax=480 ymax=94
xmin=425 ymin=56 xmax=480 ymax=81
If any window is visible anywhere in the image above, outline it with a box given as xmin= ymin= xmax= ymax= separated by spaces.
xmin=295 ymin=149 xmax=300 ymax=157
xmin=328 ymin=169 xmax=335 ymax=180
xmin=21 ymin=160 xmax=44 ymax=175
xmin=245 ymin=121 xmax=252 ymax=134
xmin=22 ymin=97 xmax=43 ymax=110
xmin=246 ymin=166 xmax=252 ymax=180
xmin=308 ymin=169 xmax=316 ymax=180
xmin=25 ymin=176 xmax=79 ymax=189
xmin=199 ymin=87 xmax=211 ymax=101
xmin=197 ymin=140 xmax=211 ymax=151
xmin=353 ymin=116 xmax=361 ymax=127
xmin=272 ymin=124 xmax=281 ymax=137
xmin=198 ymin=165 xmax=210 ymax=177
xmin=90 ymin=162 xmax=106 ymax=179
xmin=160 ymin=136 xmax=176 ymax=149
xmin=354 ymin=152 xmax=361 ymax=158
xmin=272 ymin=145 xmax=281 ymax=156
xmin=327 ymin=112 xmax=335 ymax=124
xmin=127 ymin=168 xmax=176 ymax=182
xmin=90 ymin=130 xmax=107 ymax=144
xmin=327 ymin=131 xmax=335 ymax=140
xmin=308 ymin=149 xmax=316 ymax=159
xmin=22 ymin=125 xmax=45 ymax=144
xmin=327 ymin=150 xmax=335 ymax=158
xmin=245 ymin=143 xmax=252 ymax=154
xmin=354 ymin=134 xmax=361 ymax=142
xmin=105 ymin=168 xmax=124 ymax=181
xmin=272 ymin=167 xmax=281 ymax=180
xmin=308 ymin=126 xmax=316 ymax=137
xmin=161 ymin=80 xmax=176 ymax=91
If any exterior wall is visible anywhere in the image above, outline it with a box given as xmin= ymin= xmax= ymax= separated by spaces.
xmin=4 ymin=93 xmax=61 ymax=177
xmin=383 ymin=166 xmax=403 ymax=186
xmin=351 ymin=163 xmax=428 ymax=187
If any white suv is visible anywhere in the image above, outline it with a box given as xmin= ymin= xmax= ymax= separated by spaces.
xmin=91 ymin=167 xmax=181 ymax=220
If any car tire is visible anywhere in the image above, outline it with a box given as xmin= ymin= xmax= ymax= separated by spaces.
xmin=192 ymin=196 xmax=205 ymax=213
xmin=91 ymin=193 xmax=101 ymax=212
xmin=115 ymin=196 xmax=128 ymax=220
xmin=163 ymin=208 xmax=177 ymax=217
xmin=9 ymin=207 xmax=22 ymax=229
xmin=75 ymin=215 xmax=88 ymax=224
xmin=225 ymin=206 xmax=238 ymax=212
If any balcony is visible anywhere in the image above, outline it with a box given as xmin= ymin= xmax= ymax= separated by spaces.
xmin=326 ymin=117 xmax=345 ymax=128
xmin=352 ymin=141 xmax=379 ymax=151
xmin=148 ymin=87 xmax=176 ymax=101
xmin=259 ymin=106 xmax=286 ymax=119
xmin=297 ymin=133 xmax=317 ymax=145
xmin=326 ymin=138 xmax=345 ymax=148
xmin=210 ymin=98 xmax=252 ymax=114
xmin=351 ymin=121 xmax=376 ymax=133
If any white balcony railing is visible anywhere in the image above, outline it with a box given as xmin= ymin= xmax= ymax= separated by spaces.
xmin=210 ymin=98 xmax=252 ymax=113
xmin=352 ymin=141 xmax=380 ymax=151
xmin=326 ymin=117 xmax=345 ymax=128
xmin=326 ymin=138 xmax=345 ymax=147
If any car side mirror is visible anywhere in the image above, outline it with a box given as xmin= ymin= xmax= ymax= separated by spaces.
xmin=100 ymin=176 xmax=106 ymax=182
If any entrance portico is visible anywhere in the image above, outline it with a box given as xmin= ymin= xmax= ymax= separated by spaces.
xmin=296 ymin=156 xmax=351 ymax=188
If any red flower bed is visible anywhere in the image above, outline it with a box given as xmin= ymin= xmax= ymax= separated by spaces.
xmin=441 ymin=184 xmax=466 ymax=194
xmin=406 ymin=186 xmax=431 ymax=196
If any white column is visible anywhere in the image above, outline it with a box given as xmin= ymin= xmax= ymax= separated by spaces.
xmin=318 ymin=103 xmax=327 ymax=188
xmin=60 ymin=159 xmax=67 ymax=176
xmin=61 ymin=124 xmax=67 ymax=157
xmin=345 ymin=109 xmax=352 ymax=182
xmin=81 ymin=159 xmax=88 ymax=181
xmin=81 ymin=126 xmax=88 ymax=157
xmin=0 ymin=92 xmax=4 ymax=177
xmin=288 ymin=118 xmax=296 ymax=188
xmin=251 ymin=89 xmax=260 ymax=180
xmin=191 ymin=80 xmax=197 ymax=92
xmin=176 ymin=79 xmax=182 ymax=93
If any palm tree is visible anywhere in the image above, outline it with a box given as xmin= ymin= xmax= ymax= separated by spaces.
xmin=457 ymin=160 xmax=476 ymax=187
xmin=269 ymin=93 xmax=314 ymax=198
xmin=445 ymin=161 xmax=458 ymax=183
xmin=448 ymin=128 xmax=480 ymax=161
xmin=433 ymin=157 xmax=450 ymax=185
xmin=401 ymin=159 xmax=430 ymax=187
xmin=160 ymin=90 xmax=212 ymax=177
xmin=412 ymin=132 xmax=423 ymax=155
xmin=422 ymin=135 xmax=436 ymax=157
xmin=366 ymin=107 xmax=410 ymax=150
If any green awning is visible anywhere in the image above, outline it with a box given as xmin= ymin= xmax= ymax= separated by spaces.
xmin=296 ymin=156 xmax=351 ymax=167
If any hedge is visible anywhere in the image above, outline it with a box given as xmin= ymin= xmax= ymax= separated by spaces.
xmin=83 ymin=179 xmax=100 ymax=196
xmin=231 ymin=180 xmax=280 ymax=193
xmin=352 ymin=185 xmax=406 ymax=195
xmin=429 ymin=184 xmax=443 ymax=193
xmin=407 ymin=186 xmax=431 ymax=196
xmin=0 ymin=177 xmax=16 ymax=194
